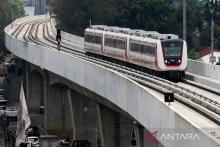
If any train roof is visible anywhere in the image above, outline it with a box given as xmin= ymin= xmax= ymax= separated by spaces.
xmin=102 ymin=29 xmax=129 ymax=38
xmin=86 ymin=27 xmax=130 ymax=38
xmin=85 ymin=27 xmax=105 ymax=35
xmin=87 ymin=25 xmax=180 ymax=40
xmin=130 ymin=34 xmax=161 ymax=44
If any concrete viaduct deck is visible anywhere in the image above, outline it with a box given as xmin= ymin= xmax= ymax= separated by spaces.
xmin=4 ymin=16 xmax=220 ymax=147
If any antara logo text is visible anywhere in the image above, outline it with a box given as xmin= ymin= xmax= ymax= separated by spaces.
xmin=145 ymin=130 xmax=200 ymax=144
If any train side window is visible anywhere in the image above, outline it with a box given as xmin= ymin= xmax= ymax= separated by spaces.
xmin=142 ymin=45 xmax=155 ymax=56
xmin=85 ymin=34 xmax=92 ymax=43
xmin=105 ymin=38 xmax=115 ymax=48
xmin=149 ymin=46 xmax=155 ymax=55
xmin=93 ymin=36 xmax=102 ymax=44
xmin=151 ymin=47 xmax=155 ymax=55
xmin=115 ymin=40 xmax=125 ymax=50
xmin=130 ymin=43 xmax=142 ymax=53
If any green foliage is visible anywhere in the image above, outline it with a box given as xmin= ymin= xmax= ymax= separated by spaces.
xmin=188 ymin=48 xmax=198 ymax=60
xmin=216 ymin=58 xmax=220 ymax=65
xmin=0 ymin=0 xmax=24 ymax=51
xmin=51 ymin=0 xmax=129 ymax=36
xmin=8 ymin=0 xmax=25 ymax=19
xmin=197 ymin=0 xmax=220 ymax=49
xmin=51 ymin=0 xmax=220 ymax=50
xmin=126 ymin=0 xmax=177 ymax=32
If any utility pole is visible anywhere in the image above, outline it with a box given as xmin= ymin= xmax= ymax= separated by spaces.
xmin=183 ymin=0 xmax=186 ymax=41
xmin=209 ymin=0 xmax=218 ymax=64
xmin=10 ymin=4 xmax=14 ymax=28
xmin=211 ymin=14 xmax=214 ymax=64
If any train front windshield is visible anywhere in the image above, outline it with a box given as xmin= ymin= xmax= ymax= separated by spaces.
xmin=163 ymin=41 xmax=182 ymax=57
xmin=162 ymin=40 xmax=183 ymax=65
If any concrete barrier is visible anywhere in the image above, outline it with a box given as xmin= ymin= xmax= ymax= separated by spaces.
xmin=187 ymin=59 xmax=220 ymax=81
xmin=5 ymin=17 xmax=220 ymax=147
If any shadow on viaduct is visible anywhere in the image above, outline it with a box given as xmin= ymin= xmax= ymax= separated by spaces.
xmin=25 ymin=62 xmax=151 ymax=147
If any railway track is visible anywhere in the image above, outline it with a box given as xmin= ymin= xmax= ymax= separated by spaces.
xmin=12 ymin=20 xmax=220 ymax=126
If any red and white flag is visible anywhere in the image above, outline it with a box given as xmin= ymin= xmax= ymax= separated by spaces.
xmin=15 ymin=84 xmax=31 ymax=146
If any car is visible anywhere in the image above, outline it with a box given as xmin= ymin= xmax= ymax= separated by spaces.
xmin=71 ymin=140 xmax=91 ymax=147
xmin=26 ymin=136 xmax=40 ymax=147
xmin=26 ymin=126 xmax=40 ymax=137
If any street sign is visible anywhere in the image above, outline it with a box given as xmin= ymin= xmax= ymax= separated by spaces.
xmin=210 ymin=56 xmax=216 ymax=63
xmin=56 ymin=29 xmax=61 ymax=50
xmin=164 ymin=93 xmax=174 ymax=103
xmin=56 ymin=29 xmax=61 ymax=41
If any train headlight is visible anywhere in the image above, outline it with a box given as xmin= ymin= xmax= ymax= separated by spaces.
xmin=165 ymin=60 xmax=168 ymax=63
xmin=178 ymin=60 xmax=181 ymax=63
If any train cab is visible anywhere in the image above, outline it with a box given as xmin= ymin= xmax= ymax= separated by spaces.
xmin=161 ymin=40 xmax=183 ymax=66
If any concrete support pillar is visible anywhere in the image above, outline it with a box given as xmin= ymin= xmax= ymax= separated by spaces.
xmin=46 ymin=84 xmax=66 ymax=132
xmin=72 ymin=95 xmax=98 ymax=147
xmin=34 ymin=0 xmax=46 ymax=15
xmin=99 ymin=105 xmax=118 ymax=147
xmin=29 ymin=0 xmax=33 ymax=6
xmin=43 ymin=71 xmax=48 ymax=129
xmin=23 ymin=65 xmax=153 ymax=147
xmin=29 ymin=70 xmax=43 ymax=113
xmin=66 ymin=88 xmax=76 ymax=140
xmin=99 ymin=105 xmax=145 ymax=147
xmin=96 ymin=104 xmax=105 ymax=147
xmin=25 ymin=62 xmax=30 ymax=107
xmin=120 ymin=115 xmax=133 ymax=147
xmin=25 ymin=64 xmax=45 ymax=126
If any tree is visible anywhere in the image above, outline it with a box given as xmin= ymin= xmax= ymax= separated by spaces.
xmin=216 ymin=57 xmax=220 ymax=65
xmin=126 ymin=0 xmax=176 ymax=31
xmin=0 ymin=0 xmax=24 ymax=51
xmin=50 ymin=0 xmax=219 ymax=51
xmin=51 ymin=0 xmax=125 ymax=36
xmin=51 ymin=0 xmax=181 ymax=36
xmin=188 ymin=48 xmax=198 ymax=60
xmin=198 ymin=0 xmax=220 ymax=49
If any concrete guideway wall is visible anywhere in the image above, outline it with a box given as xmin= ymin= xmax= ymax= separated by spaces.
xmin=188 ymin=59 xmax=220 ymax=81
xmin=34 ymin=0 xmax=46 ymax=15
xmin=4 ymin=17 xmax=220 ymax=147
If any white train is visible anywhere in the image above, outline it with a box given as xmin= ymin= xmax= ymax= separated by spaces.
xmin=84 ymin=25 xmax=187 ymax=81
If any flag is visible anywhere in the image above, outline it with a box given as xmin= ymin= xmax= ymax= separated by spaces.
xmin=130 ymin=125 xmax=140 ymax=147
xmin=15 ymin=84 xmax=31 ymax=146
